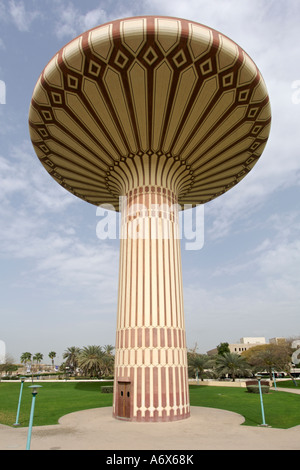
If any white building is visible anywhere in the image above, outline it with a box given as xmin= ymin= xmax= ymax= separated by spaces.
xmin=240 ymin=337 xmax=266 ymax=345
xmin=207 ymin=337 xmax=266 ymax=356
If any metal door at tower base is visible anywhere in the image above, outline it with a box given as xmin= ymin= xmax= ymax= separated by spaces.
xmin=117 ymin=381 xmax=131 ymax=419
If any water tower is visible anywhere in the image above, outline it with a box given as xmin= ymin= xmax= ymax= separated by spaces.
xmin=29 ymin=16 xmax=271 ymax=422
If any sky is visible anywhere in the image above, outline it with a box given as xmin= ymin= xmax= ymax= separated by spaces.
xmin=0 ymin=0 xmax=300 ymax=365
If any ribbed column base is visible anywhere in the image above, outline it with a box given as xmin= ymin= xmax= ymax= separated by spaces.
xmin=113 ymin=364 xmax=190 ymax=422
xmin=113 ymin=409 xmax=191 ymax=423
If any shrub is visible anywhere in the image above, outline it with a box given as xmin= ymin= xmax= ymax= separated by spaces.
xmin=246 ymin=381 xmax=270 ymax=394
xmin=246 ymin=380 xmax=269 ymax=387
xmin=101 ymin=386 xmax=114 ymax=393
xmin=246 ymin=385 xmax=269 ymax=394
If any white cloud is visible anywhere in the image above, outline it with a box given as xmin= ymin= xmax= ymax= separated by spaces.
xmin=0 ymin=1 xmax=7 ymax=20
xmin=259 ymin=238 xmax=300 ymax=281
xmin=183 ymin=205 xmax=300 ymax=350
xmin=184 ymin=250 xmax=300 ymax=351
xmin=53 ymin=2 xmax=109 ymax=39
xmin=0 ymin=140 xmax=75 ymax=263
xmin=52 ymin=0 xmax=140 ymax=39
xmin=0 ymin=140 xmax=75 ymax=212
xmin=0 ymin=138 xmax=119 ymax=305
xmin=82 ymin=7 xmax=107 ymax=31
xmin=210 ymin=209 xmax=300 ymax=280
xmin=33 ymin=239 xmax=119 ymax=297
xmin=9 ymin=0 xmax=40 ymax=32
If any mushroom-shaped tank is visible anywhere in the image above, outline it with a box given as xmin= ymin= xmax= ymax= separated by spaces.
xmin=29 ymin=16 xmax=271 ymax=422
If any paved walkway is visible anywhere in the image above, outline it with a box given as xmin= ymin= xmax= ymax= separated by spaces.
xmin=271 ymin=386 xmax=300 ymax=394
xmin=1 ymin=402 xmax=300 ymax=450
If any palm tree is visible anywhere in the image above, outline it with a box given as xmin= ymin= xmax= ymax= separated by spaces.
xmin=63 ymin=347 xmax=81 ymax=376
xmin=33 ymin=353 xmax=43 ymax=372
xmin=101 ymin=353 xmax=115 ymax=377
xmin=48 ymin=351 xmax=57 ymax=368
xmin=215 ymin=352 xmax=251 ymax=382
xmin=188 ymin=353 xmax=214 ymax=382
xmin=20 ymin=352 xmax=32 ymax=369
xmin=103 ymin=344 xmax=114 ymax=356
xmin=78 ymin=345 xmax=105 ymax=377
xmin=21 ymin=352 xmax=34 ymax=381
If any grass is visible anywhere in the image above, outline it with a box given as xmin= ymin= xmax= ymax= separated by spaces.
xmin=0 ymin=381 xmax=113 ymax=427
xmin=275 ymin=379 xmax=300 ymax=388
xmin=189 ymin=384 xmax=300 ymax=428
xmin=0 ymin=380 xmax=300 ymax=429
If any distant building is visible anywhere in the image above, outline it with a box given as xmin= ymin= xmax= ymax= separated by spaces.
xmin=240 ymin=337 xmax=266 ymax=345
xmin=269 ymin=337 xmax=286 ymax=345
xmin=207 ymin=337 xmax=267 ymax=356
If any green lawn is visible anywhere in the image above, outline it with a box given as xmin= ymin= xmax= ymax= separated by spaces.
xmin=0 ymin=381 xmax=300 ymax=429
xmin=275 ymin=379 xmax=300 ymax=388
xmin=189 ymin=384 xmax=300 ymax=428
xmin=0 ymin=381 xmax=113 ymax=427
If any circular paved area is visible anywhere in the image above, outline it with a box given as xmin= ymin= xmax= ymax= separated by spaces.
xmin=1 ymin=405 xmax=300 ymax=450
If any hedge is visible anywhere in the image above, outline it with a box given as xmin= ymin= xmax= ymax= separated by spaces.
xmin=101 ymin=386 xmax=114 ymax=393
xmin=245 ymin=380 xmax=270 ymax=387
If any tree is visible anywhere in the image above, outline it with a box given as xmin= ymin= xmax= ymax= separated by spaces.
xmin=63 ymin=347 xmax=81 ymax=375
xmin=101 ymin=345 xmax=115 ymax=376
xmin=217 ymin=342 xmax=230 ymax=356
xmin=215 ymin=352 xmax=251 ymax=381
xmin=20 ymin=352 xmax=32 ymax=368
xmin=187 ymin=352 xmax=214 ymax=382
xmin=33 ymin=353 xmax=43 ymax=372
xmin=242 ymin=343 xmax=293 ymax=380
xmin=0 ymin=355 xmax=17 ymax=377
xmin=78 ymin=345 xmax=105 ymax=377
xmin=48 ymin=351 xmax=57 ymax=368
xmin=103 ymin=344 xmax=114 ymax=356
xmin=101 ymin=353 xmax=115 ymax=377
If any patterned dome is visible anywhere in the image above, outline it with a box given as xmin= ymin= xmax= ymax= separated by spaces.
xmin=29 ymin=16 xmax=271 ymax=210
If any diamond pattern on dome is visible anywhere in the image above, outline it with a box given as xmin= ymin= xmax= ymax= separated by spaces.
xmin=143 ymin=47 xmax=158 ymax=65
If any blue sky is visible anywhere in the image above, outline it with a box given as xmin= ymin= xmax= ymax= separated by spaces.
xmin=0 ymin=0 xmax=300 ymax=364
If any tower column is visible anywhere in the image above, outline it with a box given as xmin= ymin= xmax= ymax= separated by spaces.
xmin=113 ymin=185 xmax=190 ymax=422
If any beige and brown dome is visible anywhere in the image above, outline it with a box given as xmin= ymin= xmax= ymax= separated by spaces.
xmin=29 ymin=16 xmax=271 ymax=210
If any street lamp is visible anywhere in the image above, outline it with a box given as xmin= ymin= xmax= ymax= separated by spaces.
xmin=13 ymin=377 xmax=26 ymax=426
xmin=272 ymin=368 xmax=277 ymax=391
xmin=26 ymin=385 xmax=42 ymax=450
xmin=256 ymin=375 xmax=268 ymax=427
